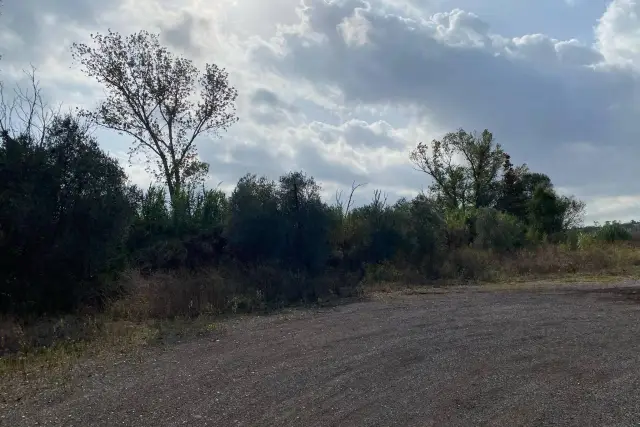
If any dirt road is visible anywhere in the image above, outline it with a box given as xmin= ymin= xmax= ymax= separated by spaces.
xmin=4 ymin=283 xmax=640 ymax=426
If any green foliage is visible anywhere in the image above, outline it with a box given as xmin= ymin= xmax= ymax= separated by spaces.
xmin=222 ymin=172 xmax=336 ymax=301
xmin=1 ymin=114 xmax=591 ymax=315
xmin=404 ymin=196 xmax=447 ymax=274
xmin=527 ymin=185 xmax=566 ymax=239
xmin=127 ymin=184 xmax=228 ymax=272
xmin=473 ymin=208 xmax=525 ymax=253
xmin=593 ymin=221 xmax=632 ymax=243
xmin=348 ymin=191 xmax=407 ymax=265
xmin=576 ymin=231 xmax=597 ymax=250
xmin=442 ymin=206 xmax=475 ymax=249
xmin=495 ymin=154 xmax=527 ymax=220
xmin=225 ymin=174 xmax=283 ymax=264
xmin=410 ymin=129 xmax=503 ymax=210
xmin=277 ymin=172 xmax=332 ymax=273
xmin=0 ymin=116 xmax=135 ymax=314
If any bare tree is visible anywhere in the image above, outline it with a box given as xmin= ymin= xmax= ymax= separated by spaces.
xmin=0 ymin=67 xmax=57 ymax=144
xmin=71 ymin=30 xmax=239 ymax=204
xmin=335 ymin=181 xmax=365 ymax=218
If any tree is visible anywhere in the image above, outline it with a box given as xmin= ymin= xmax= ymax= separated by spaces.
xmin=0 ymin=115 xmax=135 ymax=313
xmin=71 ymin=30 xmax=239 ymax=205
xmin=410 ymin=134 xmax=467 ymax=210
xmin=527 ymin=185 xmax=565 ymax=238
xmin=225 ymin=174 xmax=282 ymax=264
xmin=0 ymin=68 xmax=57 ymax=145
xmin=410 ymin=129 xmax=504 ymax=211
xmin=520 ymin=170 xmax=553 ymax=199
xmin=473 ymin=208 xmax=525 ymax=253
xmin=277 ymin=171 xmax=333 ymax=273
xmin=559 ymin=195 xmax=585 ymax=229
xmin=407 ymin=195 xmax=446 ymax=271
xmin=496 ymin=153 xmax=528 ymax=219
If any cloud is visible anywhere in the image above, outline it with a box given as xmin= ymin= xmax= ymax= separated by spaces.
xmin=248 ymin=88 xmax=302 ymax=125
xmin=160 ymin=11 xmax=210 ymax=54
xmin=2 ymin=0 xmax=640 ymax=223
xmin=250 ymin=0 xmax=640 ymax=219
xmin=596 ymin=0 xmax=640 ymax=69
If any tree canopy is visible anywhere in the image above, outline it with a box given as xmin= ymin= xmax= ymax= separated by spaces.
xmin=71 ymin=30 xmax=238 ymax=205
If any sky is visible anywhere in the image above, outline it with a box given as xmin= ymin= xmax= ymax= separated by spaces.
xmin=2 ymin=0 xmax=640 ymax=224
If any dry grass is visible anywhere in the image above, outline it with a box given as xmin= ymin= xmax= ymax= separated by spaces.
xmin=495 ymin=242 xmax=640 ymax=279
xmin=2 ymin=241 xmax=640 ymax=392
xmin=0 ymin=269 xmax=240 ymax=400
xmin=0 ymin=314 xmax=225 ymax=405
xmin=0 ymin=265 xmax=342 ymax=389
xmin=361 ymin=242 xmax=640 ymax=293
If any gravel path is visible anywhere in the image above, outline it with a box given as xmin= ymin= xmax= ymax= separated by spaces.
xmin=4 ymin=283 xmax=640 ymax=427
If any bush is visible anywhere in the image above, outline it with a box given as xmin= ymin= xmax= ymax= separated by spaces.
xmin=473 ymin=208 xmax=525 ymax=253
xmin=225 ymin=172 xmax=335 ymax=274
xmin=0 ymin=117 xmax=135 ymax=314
xmin=0 ymin=111 xmax=605 ymax=319
xmin=127 ymin=185 xmax=228 ymax=272
xmin=406 ymin=196 xmax=447 ymax=274
xmin=440 ymin=247 xmax=495 ymax=281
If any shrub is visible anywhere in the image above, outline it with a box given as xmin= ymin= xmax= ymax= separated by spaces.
xmin=577 ymin=231 xmax=597 ymax=250
xmin=473 ymin=208 xmax=525 ymax=253
xmin=0 ymin=117 xmax=134 ymax=314
xmin=440 ymin=247 xmax=495 ymax=281
xmin=127 ymin=185 xmax=228 ymax=272
xmin=406 ymin=196 xmax=447 ymax=274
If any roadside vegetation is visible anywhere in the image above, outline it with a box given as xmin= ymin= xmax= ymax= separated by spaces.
xmin=2 ymin=29 xmax=639 ymax=384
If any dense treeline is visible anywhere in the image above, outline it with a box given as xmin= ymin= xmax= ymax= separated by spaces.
xmin=0 ymin=113 xmax=588 ymax=314
xmin=1 ymin=28 xmax=623 ymax=316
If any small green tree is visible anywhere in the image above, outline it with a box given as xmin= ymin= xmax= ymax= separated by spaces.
xmin=277 ymin=171 xmax=334 ymax=273
xmin=559 ymin=195 xmax=586 ymax=230
xmin=225 ymin=174 xmax=282 ymax=264
xmin=407 ymin=195 xmax=447 ymax=272
xmin=527 ymin=185 xmax=565 ymax=239
xmin=495 ymin=153 xmax=528 ymax=220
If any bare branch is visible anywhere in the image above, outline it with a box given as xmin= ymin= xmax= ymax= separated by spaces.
xmin=346 ymin=181 xmax=365 ymax=215
xmin=334 ymin=181 xmax=365 ymax=219
xmin=0 ymin=66 xmax=55 ymax=143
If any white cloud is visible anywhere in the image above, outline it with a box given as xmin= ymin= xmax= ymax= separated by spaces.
xmin=338 ymin=7 xmax=372 ymax=47
xmin=1 ymin=0 xmax=640 ymax=223
xmin=585 ymin=195 xmax=640 ymax=223
xmin=596 ymin=0 xmax=640 ymax=69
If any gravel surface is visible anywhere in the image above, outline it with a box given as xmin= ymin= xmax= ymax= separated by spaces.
xmin=4 ymin=283 xmax=640 ymax=427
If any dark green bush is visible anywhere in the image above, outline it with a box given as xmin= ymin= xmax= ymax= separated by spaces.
xmin=474 ymin=208 xmax=525 ymax=253
xmin=0 ymin=117 xmax=135 ymax=314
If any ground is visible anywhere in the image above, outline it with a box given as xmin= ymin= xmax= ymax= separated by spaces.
xmin=3 ymin=281 xmax=640 ymax=426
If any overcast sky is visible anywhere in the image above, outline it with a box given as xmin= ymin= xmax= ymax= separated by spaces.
xmin=2 ymin=0 xmax=640 ymax=224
